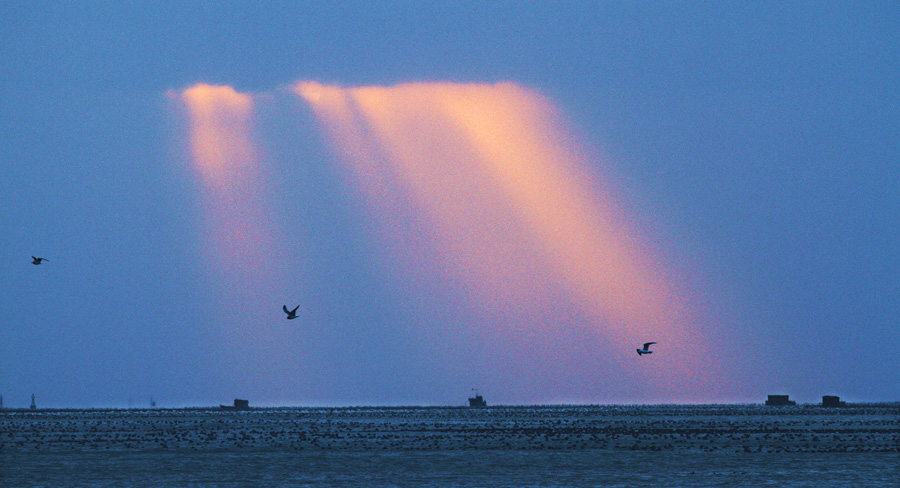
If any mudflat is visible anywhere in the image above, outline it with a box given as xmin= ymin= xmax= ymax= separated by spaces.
xmin=1 ymin=404 xmax=897 ymax=453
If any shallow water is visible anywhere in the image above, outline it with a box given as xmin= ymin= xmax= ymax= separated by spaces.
xmin=4 ymin=450 xmax=898 ymax=487
xmin=2 ymin=405 xmax=898 ymax=487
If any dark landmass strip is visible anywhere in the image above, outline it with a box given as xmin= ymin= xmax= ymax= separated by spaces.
xmin=1 ymin=405 xmax=898 ymax=453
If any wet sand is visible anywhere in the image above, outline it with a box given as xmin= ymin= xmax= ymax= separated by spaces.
xmin=2 ymin=404 xmax=898 ymax=453
xmin=2 ymin=405 xmax=898 ymax=487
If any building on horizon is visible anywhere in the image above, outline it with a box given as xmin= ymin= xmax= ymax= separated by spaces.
xmin=822 ymin=395 xmax=846 ymax=407
xmin=765 ymin=395 xmax=796 ymax=406
xmin=220 ymin=399 xmax=250 ymax=410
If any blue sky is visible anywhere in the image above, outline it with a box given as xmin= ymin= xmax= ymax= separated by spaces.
xmin=1 ymin=2 xmax=898 ymax=408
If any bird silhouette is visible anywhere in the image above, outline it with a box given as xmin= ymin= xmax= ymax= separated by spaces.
xmin=283 ymin=305 xmax=299 ymax=320
xmin=31 ymin=256 xmax=48 ymax=265
xmin=636 ymin=342 xmax=657 ymax=355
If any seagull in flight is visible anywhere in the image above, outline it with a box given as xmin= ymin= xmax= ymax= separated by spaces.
xmin=636 ymin=342 xmax=657 ymax=356
xmin=31 ymin=256 xmax=48 ymax=265
xmin=283 ymin=305 xmax=299 ymax=320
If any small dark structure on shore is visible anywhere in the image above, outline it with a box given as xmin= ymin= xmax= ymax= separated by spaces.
xmin=822 ymin=395 xmax=846 ymax=407
xmin=468 ymin=389 xmax=487 ymax=408
xmin=765 ymin=394 xmax=796 ymax=406
xmin=220 ymin=399 xmax=250 ymax=411
xmin=30 ymin=393 xmax=37 ymax=410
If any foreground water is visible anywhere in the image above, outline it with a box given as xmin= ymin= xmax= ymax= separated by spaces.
xmin=2 ymin=405 xmax=898 ymax=486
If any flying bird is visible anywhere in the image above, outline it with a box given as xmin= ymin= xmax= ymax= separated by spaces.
xmin=283 ymin=305 xmax=299 ymax=320
xmin=31 ymin=256 xmax=48 ymax=265
xmin=636 ymin=342 xmax=657 ymax=356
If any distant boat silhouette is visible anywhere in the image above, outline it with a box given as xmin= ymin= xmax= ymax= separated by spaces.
xmin=283 ymin=305 xmax=299 ymax=320
xmin=31 ymin=256 xmax=48 ymax=265
xmin=636 ymin=342 xmax=657 ymax=355
xmin=468 ymin=389 xmax=487 ymax=407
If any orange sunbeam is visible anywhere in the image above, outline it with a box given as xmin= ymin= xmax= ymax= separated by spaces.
xmin=178 ymin=84 xmax=279 ymax=301
xmin=349 ymin=84 xmax=552 ymax=303
xmin=298 ymin=82 xmax=537 ymax=305
xmin=176 ymin=83 xmax=304 ymax=395
xmin=294 ymin=82 xmax=403 ymax=210
xmin=181 ymin=84 xmax=254 ymax=184
xmin=296 ymin=81 xmax=724 ymax=398
xmin=433 ymin=84 xmax=680 ymax=330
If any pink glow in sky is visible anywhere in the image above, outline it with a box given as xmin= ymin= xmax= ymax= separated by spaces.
xmin=177 ymin=84 xmax=299 ymax=391
xmin=179 ymin=84 xmax=279 ymax=289
xmin=4 ymin=4 xmax=896 ymax=409
xmin=296 ymin=81 xmax=728 ymax=398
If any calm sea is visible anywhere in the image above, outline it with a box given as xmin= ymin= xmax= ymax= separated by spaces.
xmin=2 ymin=405 xmax=898 ymax=487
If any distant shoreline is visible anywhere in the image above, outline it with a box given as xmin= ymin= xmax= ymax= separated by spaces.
xmin=2 ymin=402 xmax=899 ymax=413
xmin=3 ymin=403 xmax=898 ymax=455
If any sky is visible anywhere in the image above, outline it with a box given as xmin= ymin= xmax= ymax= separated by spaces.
xmin=1 ymin=2 xmax=898 ymax=408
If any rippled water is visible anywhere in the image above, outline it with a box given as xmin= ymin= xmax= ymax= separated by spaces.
xmin=4 ymin=450 xmax=899 ymax=487
xmin=2 ymin=405 xmax=898 ymax=487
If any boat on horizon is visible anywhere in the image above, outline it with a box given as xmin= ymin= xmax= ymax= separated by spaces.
xmin=468 ymin=389 xmax=487 ymax=408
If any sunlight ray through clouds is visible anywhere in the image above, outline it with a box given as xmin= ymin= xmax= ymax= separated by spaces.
xmin=179 ymin=84 xmax=277 ymax=282
xmin=176 ymin=83 xmax=289 ymax=355
xmin=295 ymin=81 xmax=723 ymax=393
